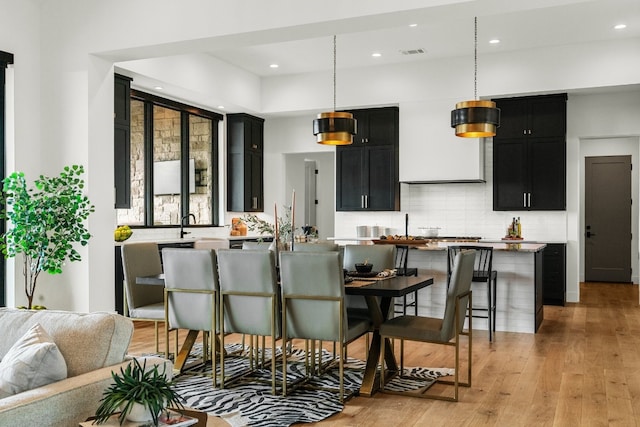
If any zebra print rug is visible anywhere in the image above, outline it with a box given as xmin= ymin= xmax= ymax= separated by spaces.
xmin=168 ymin=344 xmax=453 ymax=427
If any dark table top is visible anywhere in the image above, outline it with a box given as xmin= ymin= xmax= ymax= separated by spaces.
xmin=137 ymin=273 xmax=434 ymax=298
xmin=345 ymin=274 xmax=433 ymax=297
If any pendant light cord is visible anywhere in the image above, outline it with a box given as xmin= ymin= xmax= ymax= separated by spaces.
xmin=474 ymin=16 xmax=478 ymax=101
xmin=333 ymin=35 xmax=337 ymax=112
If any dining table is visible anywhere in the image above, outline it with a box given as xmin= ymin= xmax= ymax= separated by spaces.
xmin=345 ymin=274 xmax=433 ymax=397
xmin=137 ymin=272 xmax=434 ymax=396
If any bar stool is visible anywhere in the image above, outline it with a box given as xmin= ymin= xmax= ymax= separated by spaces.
xmin=447 ymin=245 xmax=497 ymax=341
xmin=394 ymin=245 xmax=418 ymax=315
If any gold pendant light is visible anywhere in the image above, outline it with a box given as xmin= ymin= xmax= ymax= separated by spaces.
xmin=451 ymin=17 xmax=500 ymax=138
xmin=313 ymin=35 xmax=357 ymax=145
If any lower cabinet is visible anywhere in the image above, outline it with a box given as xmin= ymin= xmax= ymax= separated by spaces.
xmin=543 ymin=243 xmax=566 ymax=306
xmin=114 ymin=241 xmax=194 ymax=315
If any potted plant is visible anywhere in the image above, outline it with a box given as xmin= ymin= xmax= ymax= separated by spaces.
xmin=242 ymin=205 xmax=294 ymax=247
xmin=94 ymin=358 xmax=184 ymax=425
xmin=0 ymin=165 xmax=94 ymax=309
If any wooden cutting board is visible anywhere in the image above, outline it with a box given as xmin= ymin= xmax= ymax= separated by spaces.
xmin=372 ymin=239 xmax=428 ymax=245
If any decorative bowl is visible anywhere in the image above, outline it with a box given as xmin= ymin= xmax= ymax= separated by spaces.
xmin=355 ymin=263 xmax=373 ymax=273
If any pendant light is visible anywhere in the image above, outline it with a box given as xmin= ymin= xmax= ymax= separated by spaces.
xmin=451 ymin=17 xmax=500 ymax=138
xmin=313 ymin=35 xmax=357 ymax=145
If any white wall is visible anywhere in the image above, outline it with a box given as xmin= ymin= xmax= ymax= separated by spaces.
xmin=0 ymin=0 xmax=43 ymax=308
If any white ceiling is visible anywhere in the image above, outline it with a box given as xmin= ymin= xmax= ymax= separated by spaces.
xmin=207 ymin=0 xmax=640 ymax=77
xmin=118 ymin=0 xmax=640 ymax=115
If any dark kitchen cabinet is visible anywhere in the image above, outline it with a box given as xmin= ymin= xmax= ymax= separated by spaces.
xmin=336 ymin=107 xmax=399 ymax=211
xmin=227 ymin=113 xmax=264 ymax=212
xmin=496 ymin=94 xmax=567 ymax=138
xmin=543 ymin=243 xmax=566 ymax=306
xmin=114 ymin=74 xmax=132 ymax=209
xmin=349 ymin=107 xmax=398 ymax=146
xmin=493 ymin=94 xmax=566 ymax=211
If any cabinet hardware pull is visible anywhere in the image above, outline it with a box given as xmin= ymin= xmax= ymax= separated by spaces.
xmin=523 ymin=193 xmax=527 ymax=207
xmin=252 ymin=196 xmax=257 ymax=209
xmin=252 ymin=144 xmax=258 ymax=149
xmin=528 ymin=193 xmax=531 ymax=207
xmin=365 ymin=195 xmax=369 ymax=208
xmin=361 ymin=195 xmax=365 ymax=209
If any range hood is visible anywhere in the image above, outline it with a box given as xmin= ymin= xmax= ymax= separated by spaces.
xmin=399 ymin=99 xmax=487 ymax=183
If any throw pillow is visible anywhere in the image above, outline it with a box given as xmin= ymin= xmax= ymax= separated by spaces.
xmin=0 ymin=322 xmax=67 ymax=398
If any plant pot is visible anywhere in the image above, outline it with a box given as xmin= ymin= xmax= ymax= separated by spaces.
xmin=124 ymin=402 xmax=157 ymax=423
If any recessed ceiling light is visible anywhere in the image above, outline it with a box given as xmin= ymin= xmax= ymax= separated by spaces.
xmin=154 ymin=86 xmax=163 ymax=90
xmin=489 ymin=39 xmax=500 ymax=44
xmin=372 ymin=52 xmax=382 ymax=58
xmin=218 ymin=105 xmax=225 ymax=109
xmin=614 ymin=24 xmax=627 ymax=30
xmin=409 ymin=24 xmax=418 ymax=28
xmin=270 ymin=64 xmax=279 ymax=68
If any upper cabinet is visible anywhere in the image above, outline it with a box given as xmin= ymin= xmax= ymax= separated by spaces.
xmin=114 ymin=74 xmax=132 ymax=209
xmin=227 ymin=113 xmax=265 ymax=212
xmin=336 ymin=107 xmax=399 ymax=211
xmin=350 ymin=107 xmax=398 ymax=146
xmin=496 ymin=94 xmax=567 ymax=138
xmin=493 ymin=94 xmax=567 ymax=211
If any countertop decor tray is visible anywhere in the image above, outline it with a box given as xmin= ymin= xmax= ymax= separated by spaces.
xmin=372 ymin=239 xmax=428 ymax=245
xmin=347 ymin=271 xmax=379 ymax=278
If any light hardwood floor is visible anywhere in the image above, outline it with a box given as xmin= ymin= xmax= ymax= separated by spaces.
xmin=128 ymin=282 xmax=640 ymax=426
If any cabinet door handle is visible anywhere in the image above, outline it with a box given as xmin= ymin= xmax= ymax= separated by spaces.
xmin=365 ymin=195 xmax=369 ymax=208
xmin=361 ymin=195 xmax=365 ymax=209
xmin=528 ymin=193 xmax=531 ymax=207
xmin=523 ymin=130 xmax=527 ymax=135
xmin=523 ymin=193 xmax=527 ymax=207
xmin=252 ymin=144 xmax=258 ymax=150
xmin=528 ymin=129 xmax=532 ymax=135
xmin=252 ymin=196 xmax=258 ymax=209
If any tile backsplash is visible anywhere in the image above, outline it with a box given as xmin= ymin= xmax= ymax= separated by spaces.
xmin=334 ymin=182 xmax=567 ymax=242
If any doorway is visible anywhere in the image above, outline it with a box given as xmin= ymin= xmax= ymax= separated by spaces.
xmin=585 ymin=155 xmax=631 ymax=282
xmin=284 ymin=152 xmax=334 ymax=241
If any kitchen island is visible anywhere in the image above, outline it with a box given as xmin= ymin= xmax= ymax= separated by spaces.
xmin=404 ymin=242 xmax=546 ymax=334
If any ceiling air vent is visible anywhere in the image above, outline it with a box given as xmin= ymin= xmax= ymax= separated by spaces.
xmin=399 ymin=48 xmax=426 ymax=56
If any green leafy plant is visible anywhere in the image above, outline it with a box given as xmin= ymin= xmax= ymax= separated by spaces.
xmin=0 ymin=165 xmax=95 ymax=309
xmin=243 ymin=205 xmax=295 ymax=245
xmin=94 ymin=358 xmax=184 ymax=426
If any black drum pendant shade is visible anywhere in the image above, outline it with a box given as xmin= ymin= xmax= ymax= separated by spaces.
xmin=313 ymin=35 xmax=357 ymax=145
xmin=451 ymin=17 xmax=500 ymax=138
xmin=313 ymin=111 xmax=357 ymax=145
xmin=451 ymin=100 xmax=500 ymax=137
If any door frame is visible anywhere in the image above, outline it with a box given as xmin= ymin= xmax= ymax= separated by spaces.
xmin=579 ymin=137 xmax=639 ymax=284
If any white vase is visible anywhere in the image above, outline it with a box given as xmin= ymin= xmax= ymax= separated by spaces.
xmin=125 ymin=402 xmax=156 ymax=422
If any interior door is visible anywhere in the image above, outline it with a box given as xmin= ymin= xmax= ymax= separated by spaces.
xmin=585 ymin=155 xmax=632 ymax=282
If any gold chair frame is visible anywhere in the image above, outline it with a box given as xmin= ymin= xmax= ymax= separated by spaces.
xmin=380 ymin=290 xmax=472 ymax=402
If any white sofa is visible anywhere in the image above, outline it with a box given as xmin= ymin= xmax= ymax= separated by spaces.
xmin=0 ymin=308 xmax=169 ymax=427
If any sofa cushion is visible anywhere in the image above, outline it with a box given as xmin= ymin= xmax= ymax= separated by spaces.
xmin=0 ymin=309 xmax=134 ymax=377
xmin=0 ymin=323 xmax=67 ymax=399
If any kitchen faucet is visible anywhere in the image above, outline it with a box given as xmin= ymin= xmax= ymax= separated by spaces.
xmin=180 ymin=213 xmax=196 ymax=239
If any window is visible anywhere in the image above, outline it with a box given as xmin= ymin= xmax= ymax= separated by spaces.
xmin=116 ymin=90 xmax=222 ymax=227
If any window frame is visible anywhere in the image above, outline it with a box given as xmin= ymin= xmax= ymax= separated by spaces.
xmin=128 ymin=89 xmax=222 ymax=227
